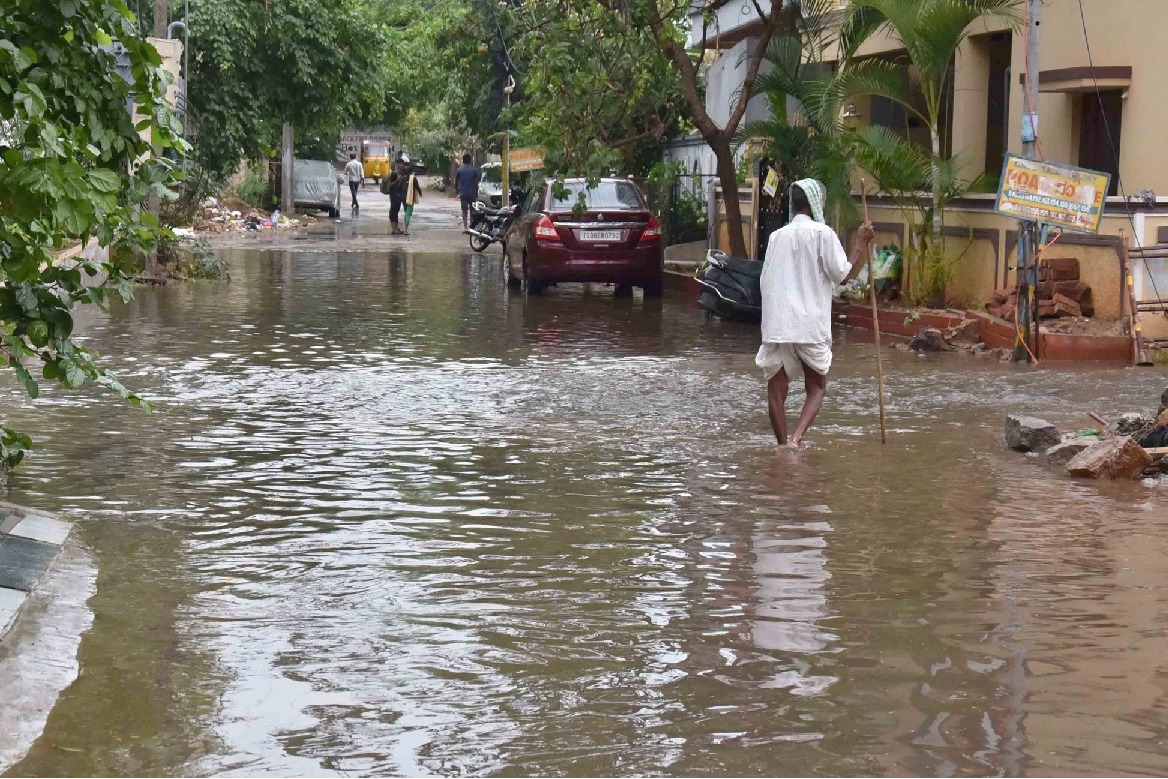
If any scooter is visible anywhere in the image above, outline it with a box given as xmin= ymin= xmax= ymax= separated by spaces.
xmin=694 ymin=249 xmax=763 ymax=323
xmin=468 ymin=201 xmax=518 ymax=252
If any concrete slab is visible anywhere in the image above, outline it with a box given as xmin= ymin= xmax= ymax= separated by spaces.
xmin=0 ymin=515 xmax=19 ymax=535
xmin=0 ymin=588 xmax=22 ymax=636
xmin=8 ymin=515 xmax=72 ymax=546
xmin=0 ymin=536 xmax=59 ymax=592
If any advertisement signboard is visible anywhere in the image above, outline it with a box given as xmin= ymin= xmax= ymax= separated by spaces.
xmin=994 ymin=154 xmax=1111 ymax=233
xmin=509 ymin=147 xmax=546 ymax=172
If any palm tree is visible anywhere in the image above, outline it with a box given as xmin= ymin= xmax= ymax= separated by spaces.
xmin=842 ymin=0 xmax=1021 ymax=301
xmin=744 ymin=8 xmax=908 ymax=224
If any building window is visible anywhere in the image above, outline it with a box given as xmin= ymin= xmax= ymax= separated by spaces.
xmin=984 ymin=32 xmax=1012 ymax=183
xmin=1078 ymin=91 xmax=1123 ymax=196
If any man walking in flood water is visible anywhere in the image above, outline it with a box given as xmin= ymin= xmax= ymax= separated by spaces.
xmin=758 ymin=178 xmax=874 ymax=448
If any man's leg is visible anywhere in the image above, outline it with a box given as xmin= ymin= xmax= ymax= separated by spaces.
xmin=349 ymin=182 xmax=359 ymax=208
xmin=766 ymin=368 xmax=790 ymax=446
xmin=789 ymin=363 xmax=827 ymax=447
xmin=461 ymin=197 xmax=470 ymax=231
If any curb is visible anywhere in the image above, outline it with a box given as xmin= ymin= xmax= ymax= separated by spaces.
xmin=0 ymin=501 xmax=73 ymax=642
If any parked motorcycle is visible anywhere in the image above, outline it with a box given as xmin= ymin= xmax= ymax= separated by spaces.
xmin=694 ymin=249 xmax=763 ymax=323
xmin=468 ymin=201 xmax=518 ymax=252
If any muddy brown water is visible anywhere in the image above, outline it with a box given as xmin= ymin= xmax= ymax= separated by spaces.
xmin=3 ymin=248 xmax=1168 ymax=777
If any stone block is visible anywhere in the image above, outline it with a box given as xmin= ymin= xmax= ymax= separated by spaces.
xmin=1067 ymin=436 xmax=1153 ymax=479
xmin=1038 ymin=257 xmax=1080 ymax=282
xmin=1005 ymin=415 xmax=1062 ymax=453
xmin=1046 ymin=438 xmax=1096 ymax=465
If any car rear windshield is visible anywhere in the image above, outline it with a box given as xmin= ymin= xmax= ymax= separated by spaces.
xmin=482 ymin=165 xmax=502 ymax=183
xmin=549 ymin=181 xmax=644 ymax=210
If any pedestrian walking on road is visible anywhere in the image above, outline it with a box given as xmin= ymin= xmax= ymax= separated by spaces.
xmin=384 ymin=162 xmax=404 ymax=235
xmin=401 ymin=163 xmax=423 ymax=236
xmin=455 ymin=154 xmax=481 ymax=233
xmin=757 ymin=178 xmax=874 ymax=448
xmin=344 ymin=153 xmax=363 ymax=210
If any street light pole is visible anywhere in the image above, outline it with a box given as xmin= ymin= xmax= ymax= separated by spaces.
xmin=501 ymin=72 xmax=514 ymax=207
xmin=1014 ymin=0 xmax=1042 ymax=362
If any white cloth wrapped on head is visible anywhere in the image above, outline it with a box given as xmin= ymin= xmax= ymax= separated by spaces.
xmin=756 ymin=341 xmax=833 ymax=382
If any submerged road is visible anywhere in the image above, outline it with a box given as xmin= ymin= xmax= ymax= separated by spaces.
xmin=2 ymin=190 xmax=1168 ymax=776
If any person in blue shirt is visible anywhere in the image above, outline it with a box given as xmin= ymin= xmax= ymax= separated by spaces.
xmin=454 ymin=154 xmax=481 ymax=233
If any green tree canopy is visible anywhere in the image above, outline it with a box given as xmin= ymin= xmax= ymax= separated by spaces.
xmin=1 ymin=0 xmax=182 ymax=470
xmin=188 ymin=0 xmax=392 ymax=180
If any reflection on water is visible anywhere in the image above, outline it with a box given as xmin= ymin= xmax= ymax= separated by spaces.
xmin=3 ymin=249 xmax=1168 ymax=777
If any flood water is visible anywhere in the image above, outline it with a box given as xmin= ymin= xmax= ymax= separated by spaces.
xmin=4 ymin=248 xmax=1168 ymax=777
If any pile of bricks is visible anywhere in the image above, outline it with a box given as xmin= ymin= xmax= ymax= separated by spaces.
xmin=985 ymin=258 xmax=1094 ymax=322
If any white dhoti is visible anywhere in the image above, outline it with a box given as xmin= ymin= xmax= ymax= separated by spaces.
xmin=756 ymin=341 xmax=833 ymax=382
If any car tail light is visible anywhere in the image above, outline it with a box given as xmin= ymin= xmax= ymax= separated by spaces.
xmin=535 ymin=214 xmax=559 ymax=241
xmin=640 ymin=215 xmax=663 ymax=241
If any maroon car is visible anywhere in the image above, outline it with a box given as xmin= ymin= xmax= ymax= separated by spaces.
xmin=503 ymin=177 xmax=663 ymax=296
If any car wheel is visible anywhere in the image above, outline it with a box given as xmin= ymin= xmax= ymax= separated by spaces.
xmin=614 ymin=284 xmax=634 ymax=298
xmin=642 ymin=280 xmax=664 ymax=297
xmin=521 ymin=254 xmax=542 ymax=295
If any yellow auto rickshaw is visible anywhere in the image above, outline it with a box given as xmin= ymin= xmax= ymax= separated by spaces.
xmin=362 ymin=142 xmax=391 ymax=184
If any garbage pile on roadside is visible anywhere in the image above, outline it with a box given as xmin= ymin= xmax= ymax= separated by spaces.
xmin=193 ymin=197 xmax=312 ymax=234
xmin=1005 ymin=387 xmax=1168 ymax=482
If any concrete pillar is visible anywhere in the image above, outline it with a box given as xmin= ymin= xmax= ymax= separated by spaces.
xmin=952 ymin=36 xmax=992 ymax=182
xmin=281 ymin=123 xmax=294 ymax=214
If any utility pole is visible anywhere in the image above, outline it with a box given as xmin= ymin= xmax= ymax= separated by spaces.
xmin=281 ymin=123 xmax=294 ymax=214
xmin=501 ymin=72 xmax=514 ymax=207
xmin=1014 ymin=0 xmax=1042 ymax=362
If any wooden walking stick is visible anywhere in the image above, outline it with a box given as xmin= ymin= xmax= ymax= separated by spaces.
xmin=861 ymin=179 xmax=888 ymax=444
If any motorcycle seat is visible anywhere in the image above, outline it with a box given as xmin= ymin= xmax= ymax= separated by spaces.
xmin=476 ymin=203 xmax=517 ymax=217
xmin=707 ymin=250 xmax=762 ymax=278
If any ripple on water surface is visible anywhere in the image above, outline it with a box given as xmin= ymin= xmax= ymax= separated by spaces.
xmin=4 ymin=249 xmax=1168 ymax=777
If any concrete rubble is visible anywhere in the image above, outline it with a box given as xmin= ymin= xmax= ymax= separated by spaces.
xmin=1005 ymin=415 xmax=1062 ymax=453
xmin=1006 ymin=387 xmax=1168 ymax=482
xmin=1046 ymin=437 xmax=1097 ymax=465
xmin=1066 ymin=436 xmax=1153 ymax=480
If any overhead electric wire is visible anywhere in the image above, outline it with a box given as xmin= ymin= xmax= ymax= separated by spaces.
xmin=1076 ymin=0 xmax=1163 ymax=304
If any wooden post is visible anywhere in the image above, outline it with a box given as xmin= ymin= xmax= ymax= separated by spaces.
xmin=281 ymin=123 xmax=294 ymax=214
xmin=1120 ymin=229 xmax=1152 ymax=366
xmin=861 ymin=180 xmax=887 ymax=444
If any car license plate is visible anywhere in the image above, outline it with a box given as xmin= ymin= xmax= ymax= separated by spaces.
xmin=580 ymin=230 xmax=622 ymax=242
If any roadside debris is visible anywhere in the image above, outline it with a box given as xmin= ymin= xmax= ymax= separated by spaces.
xmin=1005 ymin=414 xmax=1062 ymax=453
xmin=1005 ymin=388 xmax=1168 ymax=482
xmin=909 ymin=327 xmax=957 ymax=353
xmin=1046 ymin=436 xmax=1097 ymax=464
xmin=986 ymin=257 xmax=1095 ymax=322
xmin=195 ymin=197 xmax=309 ymax=234
xmin=1066 ymin=436 xmax=1152 ymax=480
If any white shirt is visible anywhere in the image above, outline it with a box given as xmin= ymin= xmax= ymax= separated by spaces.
xmin=345 ymin=159 xmax=364 ymax=183
xmin=759 ymin=214 xmax=851 ymax=344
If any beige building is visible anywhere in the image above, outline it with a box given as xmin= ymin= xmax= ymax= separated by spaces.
xmin=810 ymin=1 xmax=1168 ymax=342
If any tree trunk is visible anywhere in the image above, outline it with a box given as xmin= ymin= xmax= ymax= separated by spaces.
xmin=711 ymin=135 xmax=748 ymax=257
xmin=153 ymin=0 xmax=168 ymax=37
xmin=927 ymin=125 xmax=943 ymax=305
xmin=930 ymin=125 xmax=942 ymax=245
